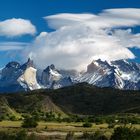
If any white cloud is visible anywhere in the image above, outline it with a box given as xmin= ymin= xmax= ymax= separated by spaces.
xmin=45 ymin=9 xmax=140 ymax=29
xmin=0 ymin=42 xmax=29 ymax=51
xmin=25 ymin=8 xmax=140 ymax=70
xmin=0 ymin=18 xmax=36 ymax=37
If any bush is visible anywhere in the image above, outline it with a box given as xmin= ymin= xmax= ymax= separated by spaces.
xmin=111 ymin=126 xmax=140 ymax=140
xmin=45 ymin=125 xmax=48 ymax=130
xmin=83 ymin=122 xmax=92 ymax=127
xmin=108 ymin=123 xmax=115 ymax=129
xmin=45 ymin=111 xmax=56 ymax=121
xmin=81 ymin=132 xmax=108 ymax=140
xmin=16 ymin=130 xmax=28 ymax=140
xmin=0 ymin=130 xmax=28 ymax=140
xmin=22 ymin=116 xmax=38 ymax=128
xmin=9 ymin=115 xmax=17 ymax=121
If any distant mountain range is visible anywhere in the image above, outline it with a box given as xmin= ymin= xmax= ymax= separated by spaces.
xmin=1 ymin=58 xmax=140 ymax=92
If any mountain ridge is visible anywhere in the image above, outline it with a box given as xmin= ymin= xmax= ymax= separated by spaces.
xmin=76 ymin=59 xmax=140 ymax=90
xmin=1 ymin=58 xmax=140 ymax=92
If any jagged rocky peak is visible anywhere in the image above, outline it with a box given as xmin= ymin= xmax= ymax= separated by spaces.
xmin=87 ymin=61 xmax=100 ymax=73
xmin=41 ymin=64 xmax=73 ymax=89
xmin=0 ymin=58 xmax=41 ymax=92
xmin=44 ymin=64 xmax=56 ymax=72
xmin=94 ymin=59 xmax=113 ymax=69
xmin=49 ymin=64 xmax=55 ymax=70
xmin=43 ymin=64 xmax=61 ymax=81
xmin=1 ymin=61 xmax=21 ymax=81
xmin=41 ymin=64 xmax=62 ymax=87
xmin=20 ymin=58 xmax=34 ymax=70
xmin=17 ymin=58 xmax=41 ymax=91
xmin=5 ymin=61 xmax=20 ymax=69
xmin=26 ymin=58 xmax=34 ymax=67
xmin=87 ymin=59 xmax=112 ymax=74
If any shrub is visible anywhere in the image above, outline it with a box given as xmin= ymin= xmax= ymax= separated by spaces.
xmin=22 ymin=116 xmax=38 ymax=128
xmin=108 ymin=123 xmax=115 ymax=129
xmin=9 ymin=115 xmax=17 ymax=121
xmin=0 ymin=130 xmax=28 ymax=140
xmin=81 ymin=132 xmax=108 ymax=140
xmin=16 ymin=130 xmax=28 ymax=140
xmin=83 ymin=122 xmax=92 ymax=127
xmin=111 ymin=126 xmax=139 ymax=140
xmin=45 ymin=125 xmax=48 ymax=130
xmin=45 ymin=111 xmax=56 ymax=121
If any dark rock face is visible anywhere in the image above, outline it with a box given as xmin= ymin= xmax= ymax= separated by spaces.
xmin=20 ymin=58 xmax=34 ymax=71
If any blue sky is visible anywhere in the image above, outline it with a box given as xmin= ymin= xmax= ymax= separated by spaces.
xmin=0 ymin=0 xmax=140 ymax=69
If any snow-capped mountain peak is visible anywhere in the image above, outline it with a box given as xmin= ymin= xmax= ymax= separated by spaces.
xmin=41 ymin=64 xmax=73 ymax=89
xmin=0 ymin=58 xmax=140 ymax=92
xmin=76 ymin=59 xmax=140 ymax=90
xmin=0 ymin=58 xmax=40 ymax=92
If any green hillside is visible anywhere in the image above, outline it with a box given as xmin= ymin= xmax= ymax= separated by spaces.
xmin=0 ymin=83 xmax=140 ymax=119
xmin=50 ymin=83 xmax=140 ymax=115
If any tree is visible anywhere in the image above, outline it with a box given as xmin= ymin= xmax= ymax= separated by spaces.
xmin=111 ymin=126 xmax=136 ymax=140
xmin=22 ymin=116 xmax=38 ymax=128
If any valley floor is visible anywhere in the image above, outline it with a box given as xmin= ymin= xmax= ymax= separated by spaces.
xmin=0 ymin=121 xmax=140 ymax=139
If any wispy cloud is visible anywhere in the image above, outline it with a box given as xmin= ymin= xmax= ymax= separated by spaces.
xmin=45 ymin=8 xmax=140 ymax=29
xmin=24 ymin=8 xmax=140 ymax=70
xmin=0 ymin=18 xmax=36 ymax=37
xmin=0 ymin=42 xmax=29 ymax=51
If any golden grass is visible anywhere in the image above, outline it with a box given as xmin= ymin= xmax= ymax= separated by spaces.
xmin=0 ymin=121 xmax=109 ymax=133
xmin=0 ymin=121 xmax=139 ymax=134
xmin=0 ymin=121 xmax=21 ymax=128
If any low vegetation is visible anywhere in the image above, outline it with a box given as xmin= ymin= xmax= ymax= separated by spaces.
xmin=0 ymin=126 xmax=139 ymax=140
xmin=22 ymin=116 xmax=38 ymax=128
xmin=83 ymin=122 xmax=92 ymax=127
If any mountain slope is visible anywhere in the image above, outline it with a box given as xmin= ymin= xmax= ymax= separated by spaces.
xmin=0 ymin=83 xmax=140 ymax=116
xmin=49 ymin=83 xmax=140 ymax=115
xmin=0 ymin=97 xmax=21 ymax=120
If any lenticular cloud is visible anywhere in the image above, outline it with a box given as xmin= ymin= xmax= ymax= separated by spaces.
xmin=26 ymin=8 xmax=140 ymax=70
